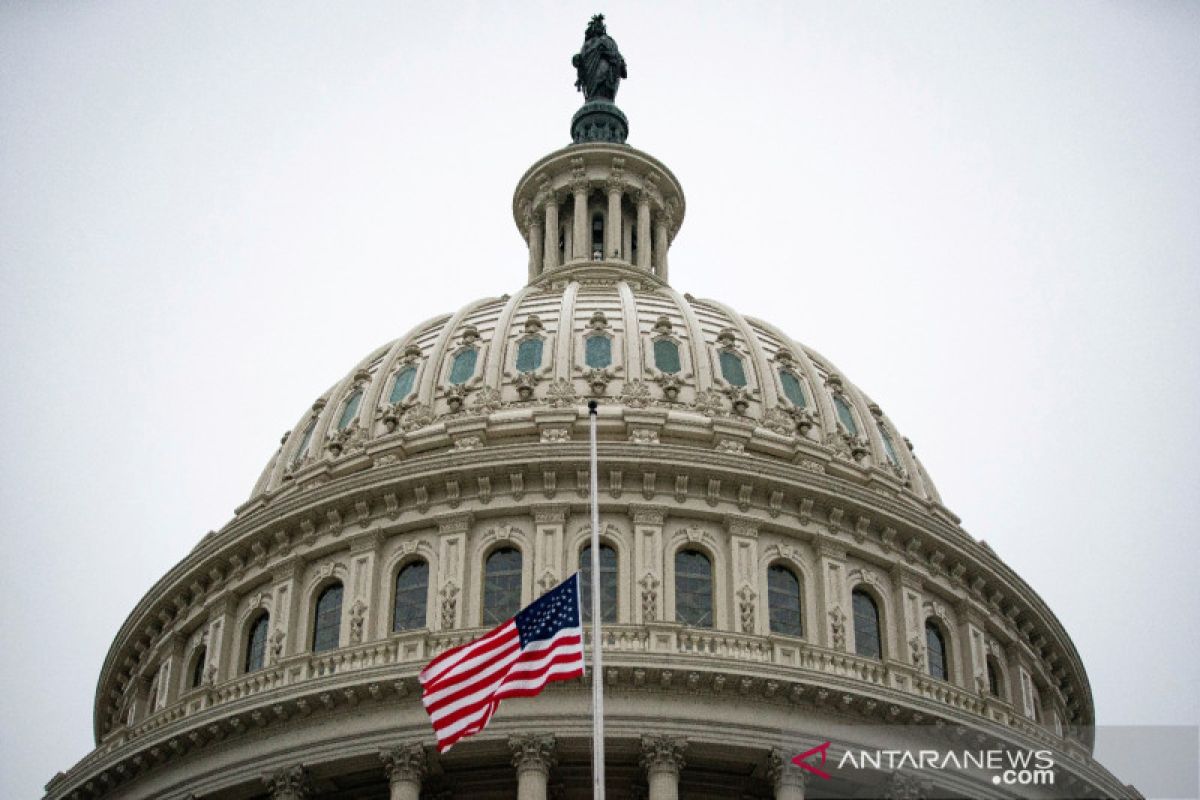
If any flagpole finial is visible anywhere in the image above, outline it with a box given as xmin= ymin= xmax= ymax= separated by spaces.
xmin=588 ymin=399 xmax=599 ymax=414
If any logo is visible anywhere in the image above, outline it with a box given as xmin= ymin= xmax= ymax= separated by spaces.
xmin=790 ymin=741 xmax=833 ymax=780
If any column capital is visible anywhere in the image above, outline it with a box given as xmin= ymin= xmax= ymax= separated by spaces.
xmin=380 ymin=743 xmax=427 ymax=784
xmin=628 ymin=504 xmax=666 ymax=527
xmin=509 ymin=733 xmax=557 ymax=775
xmin=532 ymin=504 xmax=570 ymax=526
xmin=640 ymin=734 xmax=687 ymax=776
xmin=437 ymin=512 xmax=474 ymax=536
xmin=571 ymin=179 xmax=590 ymax=196
xmin=261 ymin=765 xmax=311 ymax=799
xmin=767 ymin=748 xmax=808 ymax=791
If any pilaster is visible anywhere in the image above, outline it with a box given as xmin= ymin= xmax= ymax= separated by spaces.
xmin=532 ymin=505 xmax=569 ymax=595
xmin=436 ymin=513 xmax=473 ymax=630
xmin=347 ymin=532 xmax=382 ymax=646
xmin=812 ymin=537 xmax=848 ymax=650
xmin=892 ymin=564 xmax=925 ymax=671
xmin=629 ymin=505 xmax=665 ymax=624
xmin=725 ymin=516 xmax=760 ymax=635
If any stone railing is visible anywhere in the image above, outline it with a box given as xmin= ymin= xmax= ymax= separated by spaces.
xmin=70 ymin=623 xmax=1084 ymax=798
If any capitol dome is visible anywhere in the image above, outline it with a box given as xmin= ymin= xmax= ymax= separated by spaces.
xmin=47 ymin=18 xmax=1136 ymax=800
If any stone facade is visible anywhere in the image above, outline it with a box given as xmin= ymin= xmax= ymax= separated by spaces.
xmin=44 ymin=43 xmax=1135 ymax=800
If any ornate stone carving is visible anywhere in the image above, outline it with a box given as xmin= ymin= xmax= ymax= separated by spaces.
xmin=620 ymin=379 xmax=652 ymax=408
xmin=628 ymin=428 xmax=659 ymax=444
xmin=546 ymin=378 xmax=577 ymax=408
xmin=829 ymin=606 xmax=847 ymax=651
xmin=513 ymin=372 xmax=539 ymax=401
xmin=654 ymin=372 xmax=684 ymax=402
xmin=767 ymin=748 xmax=808 ymax=791
xmin=444 ymin=384 xmax=471 ymax=413
xmin=349 ymin=600 xmax=368 ymax=644
xmin=910 ymin=635 xmax=924 ymax=670
xmin=640 ymin=734 xmax=687 ymax=775
xmin=326 ymin=422 xmax=363 ymax=458
xmin=268 ymin=628 xmax=285 ymax=665
xmin=471 ymin=385 xmax=503 ymax=413
xmin=723 ymin=385 xmax=752 ymax=415
xmin=884 ymin=771 xmax=926 ymax=799
xmin=541 ymin=427 xmax=571 ymax=443
xmin=736 ymin=585 xmax=756 ymax=634
xmin=509 ymin=733 xmax=557 ymax=774
xmin=400 ymin=403 xmax=435 ymax=432
xmin=453 ymin=436 xmax=483 ymax=451
xmin=379 ymin=743 xmax=427 ymax=785
xmin=439 ymin=582 xmax=459 ymax=629
xmin=762 ymin=406 xmax=796 ymax=435
xmin=639 ymin=572 xmax=660 ymax=620
xmin=262 ymin=765 xmax=311 ymax=799
xmin=715 ymin=438 xmax=745 ymax=454
xmin=582 ymin=367 xmax=613 ymax=396
xmin=691 ymin=389 xmax=725 ymax=417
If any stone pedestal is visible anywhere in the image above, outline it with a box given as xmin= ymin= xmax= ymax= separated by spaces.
xmin=641 ymin=735 xmax=687 ymax=800
xmin=510 ymin=733 xmax=557 ymax=800
xmin=380 ymin=743 xmax=427 ymax=800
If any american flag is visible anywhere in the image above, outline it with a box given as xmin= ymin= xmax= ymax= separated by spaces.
xmin=419 ymin=572 xmax=585 ymax=752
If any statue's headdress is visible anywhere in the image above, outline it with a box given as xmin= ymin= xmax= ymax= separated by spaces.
xmin=586 ymin=14 xmax=606 ymax=38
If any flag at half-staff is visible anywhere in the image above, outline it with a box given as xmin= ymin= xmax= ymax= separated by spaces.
xmin=419 ymin=572 xmax=585 ymax=753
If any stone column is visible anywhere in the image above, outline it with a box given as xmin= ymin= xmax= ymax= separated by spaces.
xmin=510 ymin=733 xmax=556 ymax=800
xmin=636 ymin=192 xmax=652 ymax=271
xmin=206 ymin=593 xmax=236 ymax=684
xmin=262 ymin=765 xmax=312 ymax=800
xmin=380 ymin=743 xmax=427 ymax=800
xmin=543 ymin=196 xmax=559 ymax=272
xmin=528 ymin=215 xmax=544 ymax=281
xmin=768 ymin=749 xmax=807 ymax=800
xmin=641 ymin=735 xmax=687 ymax=800
xmin=605 ymin=180 xmax=623 ymax=259
xmin=653 ymin=217 xmax=669 ymax=279
xmin=347 ymin=532 xmax=382 ymax=645
xmin=572 ymin=181 xmax=590 ymax=260
xmin=273 ymin=556 xmax=303 ymax=660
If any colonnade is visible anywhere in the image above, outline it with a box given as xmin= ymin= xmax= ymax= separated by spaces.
xmin=260 ymin=736 xmax=813 ymax=799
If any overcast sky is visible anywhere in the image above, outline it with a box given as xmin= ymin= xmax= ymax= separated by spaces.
xmin=1 ymin=2 xmax=1197 ymax=797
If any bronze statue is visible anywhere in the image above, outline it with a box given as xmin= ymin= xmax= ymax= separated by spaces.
xmin=572 ymin=14 xmax=627 ymax=102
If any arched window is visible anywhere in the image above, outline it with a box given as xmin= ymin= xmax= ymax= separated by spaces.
xmin=780 ymin=370 xmax=807 ymax=407
xmin=585 ymin=335 xmax=612 ymax=369
xmin=389 ymin=365 xmax=417 ymax=404
xmin=483 ymin=548 xmax=522 ymax=626
xmin=580 ymin=544 xmax=617 ymax=622
xmin=719 ymin=351 xmax=747 ymax=387
xmin=833 ymin=394 xmax=859 ymax=436
xmin=393 ymin=561 xmax=429 ymax=632
xmin=675 ymin=549 xmax=713 ymax=628
xmin=987 ymin=656 xmax=1003 ymax=698
xmin=767 ymin=565 xmax=803 ymax=636
xmin=190 ymin=646 xmax=207 ymax=689
xmin=852 ymin=589 xmax=882 ymax=659
xmin=879 ymin=423 xmax=901 ymax=467
xmin=312 ymin=583 xmax=343 ymax=653
xmin=289 ymin=419 xmax=316 ymax=466
xmin=336 ymin=389 xmax=363 ymax=430
xmin=516 ymin=339 xmax=543 ymax=373
xmin=245 ymin=612 xmax=269 ymax=673
xmin=592 ymin=213 xmax=604 ymax=257
xmin=926 ymin=620 xmax=948 ymax=680
xmin=653 ymin=339 xmax=681 ymax=374
xmin=449 ymin=349 xmax=478 ymax=385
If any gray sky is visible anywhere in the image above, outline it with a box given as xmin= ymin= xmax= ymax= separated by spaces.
xmin=2 ymin=2 xmax=1197 ymax=797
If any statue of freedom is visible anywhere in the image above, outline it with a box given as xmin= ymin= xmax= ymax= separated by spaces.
xmin=572 ymin=14 xmax=627 ymax=102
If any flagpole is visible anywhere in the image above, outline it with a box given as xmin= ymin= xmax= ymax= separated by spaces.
xmin=587 ymin=399 xmax=605 ymax=799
